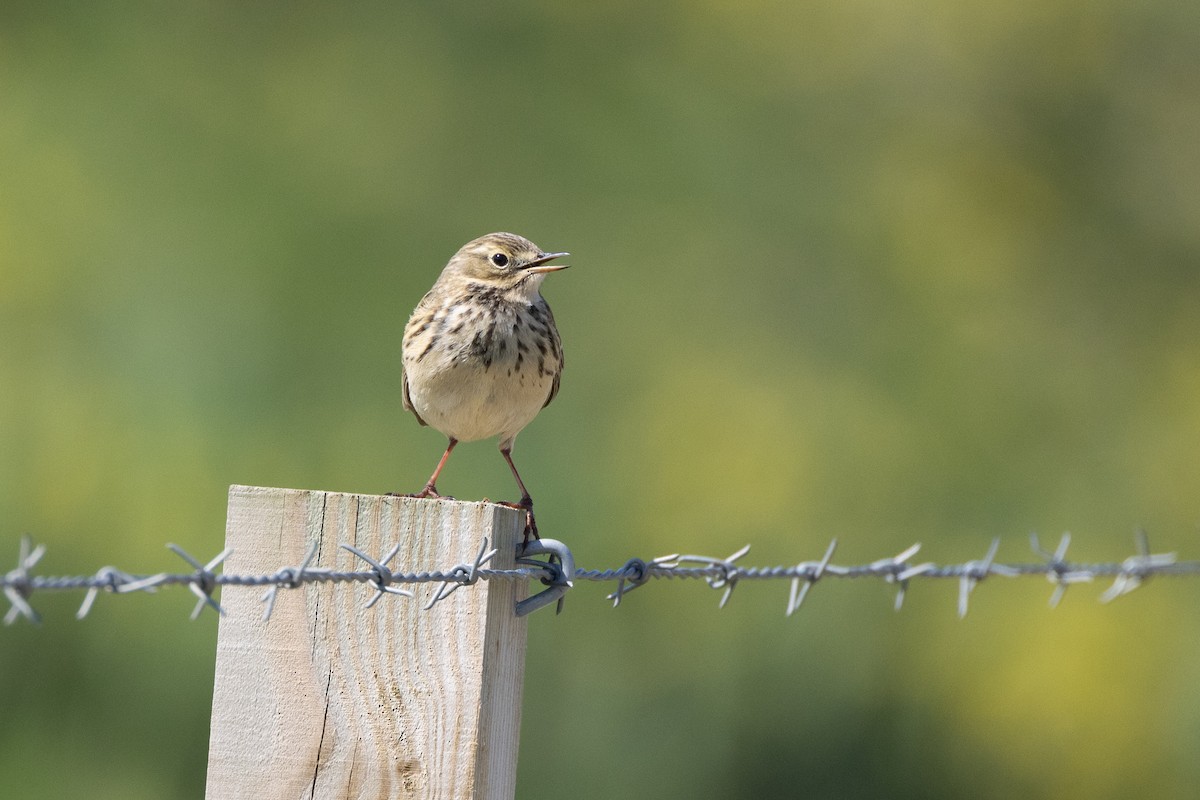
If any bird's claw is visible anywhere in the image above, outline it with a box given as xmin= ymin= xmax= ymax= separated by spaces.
xmin=487 ymin=496 xmax=539 ymax=544
xmin=522 ymin=511 xmax=539 ymax=545
xmin=387 ymin=487 xmax=455 ymax=501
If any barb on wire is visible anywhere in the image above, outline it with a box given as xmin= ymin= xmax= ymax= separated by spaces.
xmin=77 ymin=567 xmax=141 ymax=620
xmin=424 ymin=537 xmax=498 ymax=611
xmin=786 ymin=538 xmax=838 ymax=616
xmin=954 ymin=538 xmax=1019 ymax=618
xmin=260 ymin=543 xmax=331 ymax=621
xmin=667 ymin=544 xmax=751 ymax=609
xmin=1098 ymin=529 xmax=1176 ymax=603
xmin=1031 ymin=532 xmax=1092 ymax=608
xmin=872 ymin=543 xmax=924 ymax=611
xmin=4 ymin=535 xmax=45 ymax=626
xmin=3 ymin=530 xmax=1199 ymax=625
xmin=341 ymin=543 xmax=415 ymax=609
xmin=168 ymin=544 xmax=231 ymax=620
xmin=605 ymin=553 xmax=677 ymax=607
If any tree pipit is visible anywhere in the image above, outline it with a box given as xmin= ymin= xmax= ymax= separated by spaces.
xmin=400 ymin=232 xmax=568 ymax=541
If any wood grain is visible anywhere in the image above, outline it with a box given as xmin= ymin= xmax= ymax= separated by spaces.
xmin=205 ymin=486 xmax=528 ymax=800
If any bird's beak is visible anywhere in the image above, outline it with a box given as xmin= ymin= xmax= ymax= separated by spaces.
xmin=524 ymin=252 xmax=570 ymax=274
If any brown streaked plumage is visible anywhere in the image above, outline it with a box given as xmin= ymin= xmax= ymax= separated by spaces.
xmin=400 ymin=232 xmax=568 ymax=540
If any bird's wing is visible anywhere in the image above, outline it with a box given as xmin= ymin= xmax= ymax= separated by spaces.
xmin=544 ymin=370 xmax=561 ymax=409
xmin=542 ymin=304 xmax=563 ymax=409
xmin=402 ymin=369 xmax=428 ymax=427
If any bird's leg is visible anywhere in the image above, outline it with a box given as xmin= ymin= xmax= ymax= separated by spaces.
xmin=499 ymin=445 xmax=539 ymax=543
xmin=419 ymin=437 xmax=458 ymax=497
xmin=392 ymin=437 xmax=457 ymax=499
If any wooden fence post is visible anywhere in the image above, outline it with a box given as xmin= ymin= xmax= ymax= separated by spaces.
xmin=204 ymin=485 xmax=528 ymax=800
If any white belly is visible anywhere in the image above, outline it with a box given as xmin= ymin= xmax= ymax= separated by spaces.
xmin=405 ymin=353 xmax=555 ymax=444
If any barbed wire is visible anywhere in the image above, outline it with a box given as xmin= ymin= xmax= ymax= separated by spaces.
xmin=3 ymin=530 xmax=1197 ymax=626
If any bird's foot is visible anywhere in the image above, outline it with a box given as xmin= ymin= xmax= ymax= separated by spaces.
xmin=387 ymin=485 xmax=455 ymax=501
xmin=489 ymin=496 xmax=539 ymax=544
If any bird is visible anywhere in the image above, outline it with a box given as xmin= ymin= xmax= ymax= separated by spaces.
xmin=400 ymin=232 xmax=568 ymax=541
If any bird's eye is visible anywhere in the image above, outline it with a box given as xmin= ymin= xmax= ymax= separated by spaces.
xmin=491 ymin=253 xmax=509 ymax=267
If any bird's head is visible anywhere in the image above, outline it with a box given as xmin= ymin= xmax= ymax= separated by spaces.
xmin=442 ymin=232 xmax=569 ymax=295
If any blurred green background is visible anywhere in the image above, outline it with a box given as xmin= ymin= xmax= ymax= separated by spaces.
xmin=3 ymin=1 xmax=1200 ymax=797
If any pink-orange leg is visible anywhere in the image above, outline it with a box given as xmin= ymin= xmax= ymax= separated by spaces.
xmin=499 ymin=445 xmax=539 ymax=542
xmin=411 ymin=437 xmax=457 ymax=498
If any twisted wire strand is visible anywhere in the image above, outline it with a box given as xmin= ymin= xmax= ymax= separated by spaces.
xmin=3 ymin=531 xmax=1196 ymax=624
